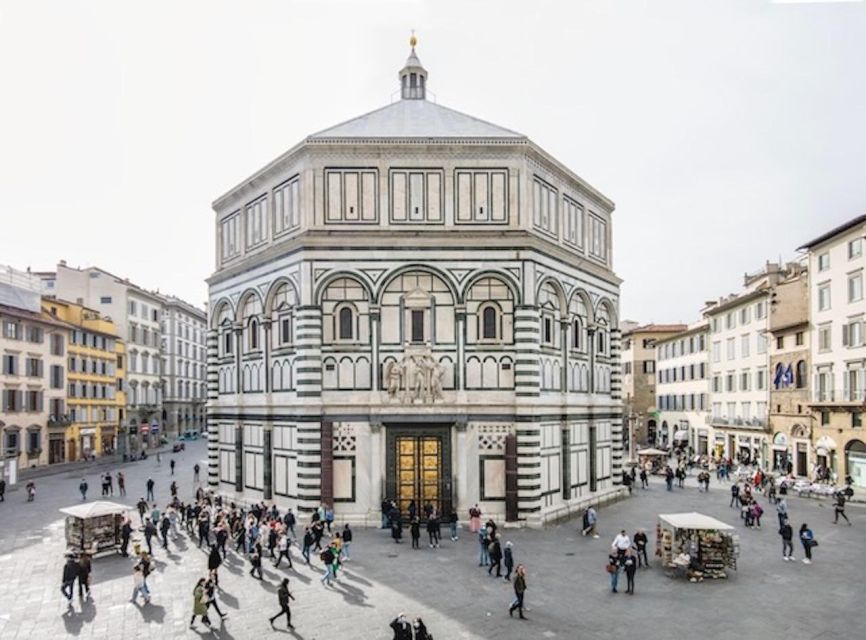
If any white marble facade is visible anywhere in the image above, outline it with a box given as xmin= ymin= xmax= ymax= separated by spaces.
xmin=206 ymin=43 xmax=624 ymax=526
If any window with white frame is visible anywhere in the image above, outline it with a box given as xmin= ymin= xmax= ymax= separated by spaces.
xmin=220 ymin=212 xmax=240 ymax=260
xmin=818 ymin=324 xmax=832 ymax=351
xmin=337 ymin=305 xmax=355 ymax=341
xmin=755 ymin=301 xmax=766 ymax=319
xmin=848 ymin=272 xmax=863 ymax=303
xmin=726 ymin=312 xmax=736 ymax=330
xmin=818 ymin=284 xmax=831 ymax=311
xmin=273 ymin=176 xmax=301 ymax=235
xmin=479 ymin=304 xmax=499 ymax=341
xmin=756 ymin=367 xmax=767 ymax=390
xmin=740 ymin=307 xmax=750 ymax=324
xmin=245 ymin=195 xmax=268 ymax=248
xmin=726 ymin=338 xmax=735 ymax=360
xmin=712 ymin=341 xmax=721 ymax=363
xmin=741 ymin=334 xmax=750 ymax=358
xmin=818 ymin=252 xmax=830 ymax=271
xmin=850 ymin=238 xmax=863 ymax=260
xmin=757 ymin=333 xmax=767 ymax=354
xmin=843 ymin=319 xmax=864 ymax=348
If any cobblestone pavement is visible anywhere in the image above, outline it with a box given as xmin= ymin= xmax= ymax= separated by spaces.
xmin=0 ymin=443 xmax=862 ymax=640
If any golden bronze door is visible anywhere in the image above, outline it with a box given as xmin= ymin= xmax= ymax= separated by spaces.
xmin=396 ymin=435 xmax=443 ymax=516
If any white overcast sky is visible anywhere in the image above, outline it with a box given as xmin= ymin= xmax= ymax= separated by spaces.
xmin=1 ymin=0 xmax=864 ymax=321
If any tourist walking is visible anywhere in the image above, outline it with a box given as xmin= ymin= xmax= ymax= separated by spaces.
xmin=730 ymin=483 xmax=740 ymax=508
xmin=448 ymin=507 xmax=459 ymax=540
xmin=776 ymin=497 xmax=788 ymax=529
xmin=269 ymin=578 xmax=295 ymax=629
xmin=508 ymin=565 xmax=528 ymax=619
xmin=623 ymin=548 xmax=637 ymax=594
xmin=160 ymin=514 xmax=171 ymax=550
xmin=204 ymin=576 xmax=227 ymax=621
xmin=414 ymin=617 xmax=432 ymax=640
xmin=120 ymin=518 xmax=132 ymax=557
xmin=131 ymin=562 xmax=150 ymax=605
xmin=146 ymin=478 xmax=155 ymax=502
xmin=779 ymin=518 xmax=794 ymax=561
xmin=639 ymin=467 xmax=648 ymax=489
xmin=607 ymin=548 xmax=621 ymax=593
xmin=170 ymin=458 xmax=175 ymax=475
xmin=273 ymin=533 xmax=293 ymax=568
xmin=79 ymin=478 xmax=88 ymax=501
xmin=250 ymin=545 xmax=263 ymax=579
xmin=0 ymin=477 xmax=6 ymax=502
xmin=342 ymin=524 xmax=353 ymax=560
xmin=390 ymin=613 xmax=412 ymax=639
xmin=469 ymin=504 xmax=482 ymax=533
xmin=193 ymin=463 xmax=200 ymax=483
xmin=488 ymin=534 xmax=503 ymax=577
xmin=77 ymin=552 xmax=92 ymax=599
xmin=190 ymin=578 xmax=211 ymax=628
xmin=143 ymin=518 xmax=156 ymax=555
xmin=61 ymin=554 xmax=79 ymax=605
xmin=117 ymin=472 xmax=126 ymax=497
xmin=301 ymin=527 xmax=313 ymax=564
xmin=208 ymin=545 xmax=222 ymax=587
xmin=478 ymin=525 xmax=490 ymax=566
xmin=503 ymin=541 xmax=514 ymax=580
xmin=320 ymin=546 xmax=336 ymax=586
xmin=799 ymin=523 xmax=816 ymax=564
xmin=581 ymin=506 xmax=599 ymax=538
xmin=634 ymin=528 xmax=649 ymax=567
xmin=427 ymin=513 xmax=440 ymax=548
xmin=833 ymin=493 xmax=852 ymax=525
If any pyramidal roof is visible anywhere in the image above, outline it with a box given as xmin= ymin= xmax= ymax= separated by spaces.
xmin=307 ymin=38 xmax=525 ymax=142
xmin=308 ymin=98 xmax=525 ymax=141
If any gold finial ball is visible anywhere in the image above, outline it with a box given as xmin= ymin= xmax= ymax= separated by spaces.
xmin=409 ymin=33 xmax=417 ymax=48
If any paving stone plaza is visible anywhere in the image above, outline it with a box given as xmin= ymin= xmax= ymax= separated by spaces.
xmin=0 ymin=440 xmax=861 ymax=640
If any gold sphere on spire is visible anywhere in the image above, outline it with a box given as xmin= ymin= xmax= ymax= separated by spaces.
xmin=409 ymin=31 xmax=417 ymax=48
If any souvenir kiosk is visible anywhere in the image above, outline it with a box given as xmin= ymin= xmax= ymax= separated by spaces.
xmin=656 ymin=512 xmax=739 ymax=581
xmin=60 ymin=501 xmax=131 ymax=556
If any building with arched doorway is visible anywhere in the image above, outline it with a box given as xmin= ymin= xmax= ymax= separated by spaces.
xmin=205 ymin=40 xmax=624 ymax=526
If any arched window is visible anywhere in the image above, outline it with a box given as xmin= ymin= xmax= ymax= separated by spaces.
xmin=249 ymin=318 xmax=259 ymax=350
xmin=796 ymin=360 xmax=806 ymax=389
xmin=338 ymin=307 xmax=354 ymax=340
xmin=481 ymin=306 xmax=498 ymax=340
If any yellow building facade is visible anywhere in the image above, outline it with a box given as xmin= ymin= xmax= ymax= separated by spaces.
xmin=43 ymin=299 xmax=126 ymax=459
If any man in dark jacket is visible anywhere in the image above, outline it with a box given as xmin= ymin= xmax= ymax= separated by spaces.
xmin=390 ymin=613 xmax=412 ymax=640
xmin=503 ymin=541 xmax=515 ymax=580
xmin=488 ymin=535 xmax=503 ymax=577
xmin=136 ymin=498 xmax=148 ymax=526
xmin=159 ymin=514 xmax=171 ymax=550
xmin=120 ymin=518 xmax=133 ymax=557
xmin=779 ymin=518 xmax=794 ymax=560
xmin=0 ymin=478 xmax=5 ymax=501
xmin=284 ymin=509 xmax=296 ymax=539
xmin=269 ymin=577 xmax=295 ymax=628
xmin=508 ymin=565 xmax=527 ymax=619
xmin=143 ymin=518 xmax=156 ymax=555
xmin=61 ymin=554 xmax=79 ymax=603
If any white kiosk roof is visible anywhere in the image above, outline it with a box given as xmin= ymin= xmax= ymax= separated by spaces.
xmin=59 ymin=501 xmax=132 ymax=519
xmin=658 ymin=512 xmax=734 ymax=531
xmin=637 ymin=448 xmax=668 ymax=456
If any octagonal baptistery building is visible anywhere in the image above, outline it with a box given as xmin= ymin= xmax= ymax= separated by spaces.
xmin=206 ymin=42 xmax=624 ymax=527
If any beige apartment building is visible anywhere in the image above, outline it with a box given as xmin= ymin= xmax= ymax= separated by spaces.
xmin=621 ymin=323 xmax=686 ymax=447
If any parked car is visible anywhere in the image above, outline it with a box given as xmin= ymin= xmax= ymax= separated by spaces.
xmin=181 ymin=430 xmax=200 ymax=441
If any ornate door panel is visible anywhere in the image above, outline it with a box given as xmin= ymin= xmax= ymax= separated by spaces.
xmin=386 ymin=425 xmax=452 ymax=518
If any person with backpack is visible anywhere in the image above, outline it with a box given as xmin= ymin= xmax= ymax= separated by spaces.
xmin=269 ymin=578 xmax=295 ymax=629
xmin=503 ymin=541 xmax=515 ymax=581
xmin=414 ymin=617 xmax=432 ymax=640
xmin=79 ymin=478 xmax=88 ymax=501
xmin=61 ymin=554 xmax=79 ymax=605
xmin=478 ymin=525 xmax=490 ymax=566
xmin=320 ymin=546 xmax=336 ymax=586
xmin=390 ymin=613 xmax=412 ymax=640
xmin=799 ymin=523 xmax=816 ymax=564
